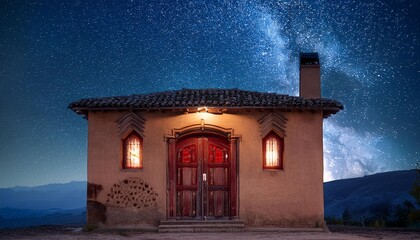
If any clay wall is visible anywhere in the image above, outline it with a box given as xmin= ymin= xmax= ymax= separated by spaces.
xmin=86 ymin=110 xmax=324 ymax=228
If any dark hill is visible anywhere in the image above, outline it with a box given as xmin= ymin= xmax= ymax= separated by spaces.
xmin=0 ymin=181 xmax=87 ymax=228
xmin=324 ymin=169 xmax=418 ymax=218
xmin=0 ymin=181 xmax=86 ymax=210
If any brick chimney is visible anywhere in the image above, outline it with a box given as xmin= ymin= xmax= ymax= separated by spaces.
xmin=299 ymin=52 xmax=320 ymax=98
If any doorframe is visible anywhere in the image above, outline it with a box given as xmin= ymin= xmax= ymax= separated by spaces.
xmin=165 ymin=123 xmax=241 ymax=220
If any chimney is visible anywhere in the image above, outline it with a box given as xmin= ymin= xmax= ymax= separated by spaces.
xmin=299 ymin=52 xmax=320 ymax=98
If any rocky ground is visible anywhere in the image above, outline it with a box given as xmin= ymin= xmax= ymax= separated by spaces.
xmin=0 ymin=225 xmax=419 ymax=240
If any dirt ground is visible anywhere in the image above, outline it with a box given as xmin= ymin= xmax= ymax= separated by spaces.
xmin=0 ymin=226 xmax=419 ymax=240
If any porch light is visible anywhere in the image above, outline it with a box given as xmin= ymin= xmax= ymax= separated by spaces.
xmin=197 ymin=106 xmax=212 ymax=122
xmin=197 ymin=106 xmax=208 ymax=112
xmin=185 ymin=107 xmax=226 ymax=114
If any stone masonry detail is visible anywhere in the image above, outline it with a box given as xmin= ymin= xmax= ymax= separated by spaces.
xmin=106 ymin=177 xmax=158 ymax=209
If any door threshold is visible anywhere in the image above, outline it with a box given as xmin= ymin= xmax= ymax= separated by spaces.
xmin=158 ymin=219 xmax=245 ymax=232
xmin=160 ymin=219 xmax=244 ymax=224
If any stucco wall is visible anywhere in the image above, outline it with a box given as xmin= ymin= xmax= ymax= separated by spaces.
xmin=238 ymin=111 xmax=324 ymax=227
xmin=86 ymin=110 xmax=324 ymax=228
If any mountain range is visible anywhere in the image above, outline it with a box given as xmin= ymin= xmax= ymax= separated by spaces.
xmin=0 ymin=181 xmax=86 ymax=228
xmin=324 ymin=169 xmax=418 ymax=218
xmin=0 ymin=170 xmax=418 ymax=228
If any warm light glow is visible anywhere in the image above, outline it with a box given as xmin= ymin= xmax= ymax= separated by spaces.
xmin=265 ymin=137 xmax=279 ymax=167
xmin=197 ymin=110 xmax=213 ymax=121
xmin=197 ymin=106 xmax=208 ymax=112
xmin=126 ymin=135 xmax=141 ymax=168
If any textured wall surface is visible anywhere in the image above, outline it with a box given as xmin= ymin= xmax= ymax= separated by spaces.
xmin=106 ymin=178 xmax=158 ymax=209
xmin=87 ymin=110 xmax=324 ymax=228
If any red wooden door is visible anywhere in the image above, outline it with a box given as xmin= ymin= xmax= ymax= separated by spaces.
xmin=175 ymin=136 xmax=230 ymax=220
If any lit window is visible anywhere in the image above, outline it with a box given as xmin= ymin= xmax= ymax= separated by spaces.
xmin=123 ymin=132 xmax=142 ymax=168
xmin=263 ymin=132 xmax=283 ymax=169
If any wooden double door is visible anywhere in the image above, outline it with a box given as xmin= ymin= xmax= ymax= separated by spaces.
xmin=173 ymin=136 xmax=232 ymax=220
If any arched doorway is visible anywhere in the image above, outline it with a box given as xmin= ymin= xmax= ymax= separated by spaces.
xmin=167 ymin=126 xmax=239 ymax=220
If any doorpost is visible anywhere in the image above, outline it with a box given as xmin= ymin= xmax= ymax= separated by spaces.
xmin=229 ymin=137 xmax=239 ymax=220
xmin=167 ymin=138 xmax=176 ymax=219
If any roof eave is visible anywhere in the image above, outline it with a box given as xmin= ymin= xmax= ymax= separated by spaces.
xmin=69 ymin=105 xmax=343 ymax=118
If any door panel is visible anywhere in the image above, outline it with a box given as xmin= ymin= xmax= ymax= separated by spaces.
xmin=206 ymin=140 xmax=230 ymax=218
xmin=176 ymin=190 xmax=196 ymax=217
xmin=175 ymin=136 xmax=230 ymax=219
xmin=175 ymin=139 xmax=199 ymax=218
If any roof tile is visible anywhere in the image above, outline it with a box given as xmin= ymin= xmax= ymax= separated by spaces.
xmin=69 ymin=88 xmax=343 ymax=117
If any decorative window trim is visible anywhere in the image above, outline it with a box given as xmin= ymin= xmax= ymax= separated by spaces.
xmin=117 ymin=112 xmax=146 ymax=170
xmin=258 ymin=112 xmax=287 ymax=138
xmin=259 ymin=112 xmax=286 ymax=170
xmin=122 ymin=131 xmax=143 ymax=169
xmin=117 ymin=112 xmax=146 ymax=138
xmin=262 ymin=131 xmax=284 ymax=170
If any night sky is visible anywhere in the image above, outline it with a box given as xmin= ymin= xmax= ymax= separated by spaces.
xmin=0 ymin=0 xmax=418 ymax=188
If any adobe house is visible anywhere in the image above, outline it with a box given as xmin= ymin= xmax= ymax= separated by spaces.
xmin=69 ymin=53 xmax=343 ymax=230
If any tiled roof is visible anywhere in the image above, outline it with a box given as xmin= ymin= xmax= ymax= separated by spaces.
xmin=69 ymin=88 xmax=343 ymax=117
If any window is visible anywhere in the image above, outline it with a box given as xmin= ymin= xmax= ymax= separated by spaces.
xmin=263 ymin=132 xmax=283 ymax=169
xmin=123 ymin=132 xmax=142 ymax=169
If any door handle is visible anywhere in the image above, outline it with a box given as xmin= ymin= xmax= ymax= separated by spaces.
xmin=203 ymin=173 xmax=207 ymax=182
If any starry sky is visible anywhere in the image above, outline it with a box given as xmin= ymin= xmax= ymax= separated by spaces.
xmin=0 ymin=0 xmax=418 ymax=188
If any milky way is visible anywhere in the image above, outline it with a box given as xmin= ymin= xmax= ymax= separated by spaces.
xmin=0 ymin=0 xmax=418 ymax=187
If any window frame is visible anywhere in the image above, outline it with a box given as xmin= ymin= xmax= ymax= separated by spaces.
xmin=122 ymin=131 xmax=143 ymax=169
xmin=262 ymin=131 xmax=284 ymax=170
